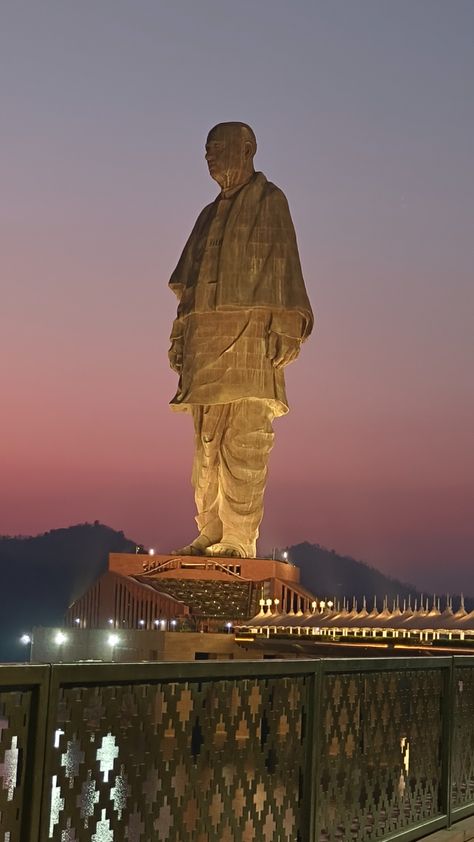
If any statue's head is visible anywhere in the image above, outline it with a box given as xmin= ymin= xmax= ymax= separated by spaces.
xmin=205 ymin=122 xmax=257 ymax=190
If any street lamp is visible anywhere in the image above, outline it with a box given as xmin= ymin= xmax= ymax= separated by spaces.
xmin=54 ymin=631 xmax=67 ymax=661
xmin=20 ymin=634 xmax=31 ymax=645
xmin=225 ymin=621 xmax=233 ymax=633
xmin=108 ymin=634 xmax=119 ymax=662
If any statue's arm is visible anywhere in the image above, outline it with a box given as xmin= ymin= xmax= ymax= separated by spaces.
xmin=261 ymin=184 xmax=314 ymax=353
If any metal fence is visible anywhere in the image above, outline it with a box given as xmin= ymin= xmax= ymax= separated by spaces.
xmin=1 ymin=656 xmax=474 ymax=842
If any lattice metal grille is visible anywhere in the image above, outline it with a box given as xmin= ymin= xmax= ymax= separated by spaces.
xmin=0 ymin=690 xmax=34 ymax=842
xmin=316 ymin=668 xmax=444 ymax=841
xmin=46 ymin=675 xmax=309 ymax=841
xmin=452 ymin=665 xmax=474 ymax=809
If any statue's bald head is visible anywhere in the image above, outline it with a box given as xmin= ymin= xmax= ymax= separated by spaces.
xmin=205 ymin=122 xmax=257 ymax=190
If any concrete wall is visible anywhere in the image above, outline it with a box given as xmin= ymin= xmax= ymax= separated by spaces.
xmin=30 ymin=627 xmax=262 ymax=663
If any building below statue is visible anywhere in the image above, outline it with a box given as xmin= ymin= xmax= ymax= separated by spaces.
xmin=28 ymin=550 xmax=318 ymax=663
xmin=64 ymin=551 xmax=316 ymax=631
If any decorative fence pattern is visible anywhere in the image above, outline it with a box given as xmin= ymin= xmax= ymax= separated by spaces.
xmin=1 ymin=657 xmax=474 ymax=842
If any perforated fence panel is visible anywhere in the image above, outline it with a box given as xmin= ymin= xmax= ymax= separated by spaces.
xmin=0 ymin=666 xmax=49 ymax=842
xmin=452 ymin=662 xmax=474 ymax=815
xmin=0 ymin=689 xmax=32 ymax=842
xmin=42 ymin=666 xmax=311 ymax=842
xmin=315 ymin=665 xmax=446 ymax=842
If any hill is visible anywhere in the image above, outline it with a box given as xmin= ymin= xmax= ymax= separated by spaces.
xmin=0 ymin=522 xmax=136 ymax=662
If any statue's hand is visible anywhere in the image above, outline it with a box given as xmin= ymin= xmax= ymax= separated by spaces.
xmin=267 ymin=331 xmax=301 ymax=369
xmin=168 ymin=338 xmax=183 ymax=373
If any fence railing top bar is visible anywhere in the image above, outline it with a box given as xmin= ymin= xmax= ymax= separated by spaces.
xmin=0 ymin=663 xmax=51 ymax=689
xmin=48 ymin=658 xmax=321 ymax=686
xmin=453 ymin=655 xmax=474 ymax=667
xmin=319 ymin=655 xmax=453 ymax=673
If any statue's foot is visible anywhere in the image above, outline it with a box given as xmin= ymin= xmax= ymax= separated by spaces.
xmin=171 ymin=534 xmax=214 ymax=556
xmin=206 ymin=542 xmax=247 ymax=559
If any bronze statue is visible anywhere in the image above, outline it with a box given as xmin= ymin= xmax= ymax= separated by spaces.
xmin=168 ymin=122 xmax=313 ymax=558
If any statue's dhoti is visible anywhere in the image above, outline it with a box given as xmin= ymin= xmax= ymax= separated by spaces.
xmin=192 ymin=398 xmax=275 ymax=558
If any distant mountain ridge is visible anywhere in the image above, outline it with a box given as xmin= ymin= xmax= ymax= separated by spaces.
xmin=0 ymin=522 xmax=136 ymax=661
xmin=0 ymin=524 xmax=470 ymax=662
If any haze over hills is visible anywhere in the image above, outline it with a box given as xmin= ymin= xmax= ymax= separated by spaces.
xmin=288 ymin=542 xmax=430 ymax=606
xmin=0 ymin=523 xmax=470 ymax=662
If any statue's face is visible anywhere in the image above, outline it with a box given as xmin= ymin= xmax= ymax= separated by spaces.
xmin=205 ymin=125 xmax=254 ymax=190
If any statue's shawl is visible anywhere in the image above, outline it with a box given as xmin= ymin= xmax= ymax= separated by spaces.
xmin=169 ymin=172 xmax=313 ymax=338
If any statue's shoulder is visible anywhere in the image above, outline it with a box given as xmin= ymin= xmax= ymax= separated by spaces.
xmin=256 ymin=173 xmax=289 ymax=206
xmin=252 ymin=174 xmax=292 ymax=223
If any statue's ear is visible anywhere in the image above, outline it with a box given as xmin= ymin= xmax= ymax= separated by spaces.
xmin=243 ymin=141 xmax=254 ymax=161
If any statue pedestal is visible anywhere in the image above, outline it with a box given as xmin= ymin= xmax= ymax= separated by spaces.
xmin=106 ymin=552 xmax=314 ymax=621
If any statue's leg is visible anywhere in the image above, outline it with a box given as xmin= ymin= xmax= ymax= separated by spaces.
xmin=207 ymin=399 xmax=275 ymax=558
xmin=192 ymin=405 xmax=226 ymax=546
xmin=173 ymin=405 xmax=225 ymax=555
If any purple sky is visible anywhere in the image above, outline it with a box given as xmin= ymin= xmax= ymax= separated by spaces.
xmin=1 ymin=1 xmax=473 ymax=592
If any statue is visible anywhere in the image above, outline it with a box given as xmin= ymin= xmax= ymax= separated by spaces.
xmin=168 ymin=122 xmax=313 ymax=558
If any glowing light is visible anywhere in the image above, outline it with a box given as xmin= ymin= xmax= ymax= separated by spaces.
xmin=138 ymin=619 xmax=145 ymax=626
xmin=148 ymin=548 xmax=155 ymax=556
xmin=108 ymin=618 xmax=114 ymax=625
xmin=108 ymin=634 xmax=119 ymax=647
xmin=171 ymin=620 xmax=177 ymax=627
xmin=55 ymin=632 xmax=67 ymax=645
xmin=266 ymin=599 xmax=272 ymax=606
xmin=75 ymin=618 xmax=81 ymax=625
xmin=20 ymin=634 xmax=31 ymax=645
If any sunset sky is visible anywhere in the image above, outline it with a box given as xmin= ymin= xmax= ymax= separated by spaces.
xmin=2 ymin=1 xmax=473 ymax=593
